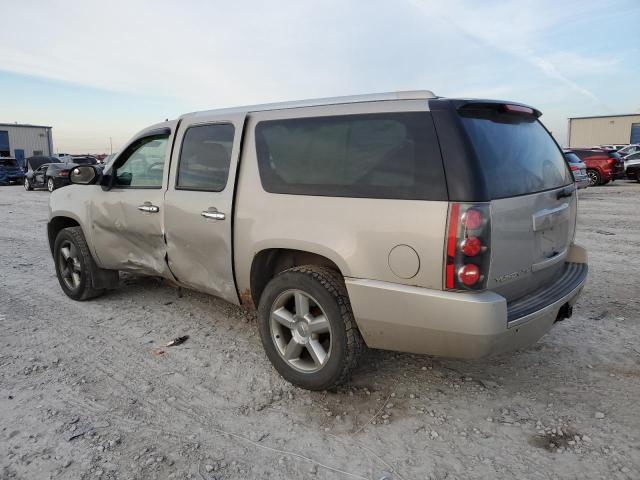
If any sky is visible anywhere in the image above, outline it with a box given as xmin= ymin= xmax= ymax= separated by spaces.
xmin=0 ymin=0 xmax=639 ymax=153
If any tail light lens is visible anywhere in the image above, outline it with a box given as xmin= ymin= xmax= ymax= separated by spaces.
xmin=444 ymin=203 xmax=491 ymax=291
xmin=58 ymin=171 xmax=69 ymax=177
xmin=570 ymin=165 xmax=578 ymax=171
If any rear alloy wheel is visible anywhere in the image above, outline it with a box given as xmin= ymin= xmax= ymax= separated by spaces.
xmin=586 ymin=169 xmax=600 ymax=187
xmin=47 ymin=177 xmax=56 ymax=192
xmin=24 ymin=177 xmax=32 ymax=191
xmin=258 ymin=266 xmax=364 ymax=390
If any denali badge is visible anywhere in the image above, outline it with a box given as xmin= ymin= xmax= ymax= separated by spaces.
xmin=494 ymin=268 xmax=530 ymax=283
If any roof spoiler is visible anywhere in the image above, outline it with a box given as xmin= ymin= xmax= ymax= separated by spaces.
xmin=453 ymin=99 xmax=542 ymax=118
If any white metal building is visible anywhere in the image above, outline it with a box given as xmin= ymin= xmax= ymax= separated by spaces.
xmin=567 ymin=114 xmax=640 ymax=148
xmin=0 ymin=123 xmax=53 ymax=167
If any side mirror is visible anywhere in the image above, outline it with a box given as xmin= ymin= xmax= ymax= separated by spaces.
xmin=69 ymin=165 xmax=99 ymax=185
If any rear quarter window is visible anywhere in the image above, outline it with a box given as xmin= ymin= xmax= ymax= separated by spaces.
xmin=255 ymin=112 xmax=447 ymax=200
xmin=459 ymin=108 xmax=571 ymax=198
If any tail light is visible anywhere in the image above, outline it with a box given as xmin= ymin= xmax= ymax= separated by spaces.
xmin=58 ymin=171 xmax=69 ymax=177
xmin=444 ymin=203 xmax=491 ymax=291
xmin=569 ymin=165 xmax=578 ymax=171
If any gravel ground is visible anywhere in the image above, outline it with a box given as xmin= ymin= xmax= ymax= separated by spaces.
xmin=1 ymin=182 xmax=639 ymax=480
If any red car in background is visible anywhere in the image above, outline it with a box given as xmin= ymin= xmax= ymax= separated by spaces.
xmin=570 ymin=148 xmax=625 ymax=186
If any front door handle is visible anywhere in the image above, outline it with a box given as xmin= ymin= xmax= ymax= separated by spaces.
xmin=201 ymin=208 xmax=225 ymax=220
xmin=137 ymin=202 xmax=159 ymax=213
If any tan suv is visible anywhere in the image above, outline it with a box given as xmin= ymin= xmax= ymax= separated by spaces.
xmin=48 ymin=91 xmax=588 ymax=390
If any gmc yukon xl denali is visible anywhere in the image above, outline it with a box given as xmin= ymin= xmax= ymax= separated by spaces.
xmin=48 ymin=91 xmax=588 ymax=390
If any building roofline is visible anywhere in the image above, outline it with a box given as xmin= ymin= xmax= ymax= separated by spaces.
xmin=0 ymin=123 xmax=52 ymax=129
xmin=568 ymin=113 xmax=640 ymax=120
xmin=180 ymin=90 xmax=437 ymax=120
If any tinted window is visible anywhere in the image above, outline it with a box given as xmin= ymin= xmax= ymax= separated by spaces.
xmin=460 ymin=109 xmax=571 ymax=198
xmin=255 ymin=112 xmax=446 ymax=200
xmin=115 ymin=136 xmax=168 ymax=188
xmin=177 ymin=123 xmax=234 ymax=191
xmin=0 ymin=158 xmax=17 ymax=167
xmin=564 ymin=153 xmax=581 ymax=164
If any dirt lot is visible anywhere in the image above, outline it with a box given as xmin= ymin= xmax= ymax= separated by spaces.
xmin=1 ymin=182 xmax=639 ymax=480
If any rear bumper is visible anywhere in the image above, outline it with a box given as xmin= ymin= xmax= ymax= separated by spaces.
xmin=345 ymin=245 xmax=588 ymax=359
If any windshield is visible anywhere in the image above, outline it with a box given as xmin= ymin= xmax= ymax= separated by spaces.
xmin=0 ymin=158 xmax=18 ymax=167
xmin=459 ymin=108 xmax=571 ymax=198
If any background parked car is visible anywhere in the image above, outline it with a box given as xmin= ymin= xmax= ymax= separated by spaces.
xmin=617 ymin=144 xmax=640 ymax=156
xmin=623 ymin=151 xmax=640 ymax=173
xmin=24 ymin=156 xmax=61 ymax=191
xmin=572 ymin=148 xmax=625 ymax=186
xmin=24 ymin=155 xmax=98 ymax=192
xmin=0 ymin=157 xmax=25 ymax=185
xmin=626 ymin=163 xmax=640 ymax=182
xmin=563 ymin=151 xmax=589 ymax=189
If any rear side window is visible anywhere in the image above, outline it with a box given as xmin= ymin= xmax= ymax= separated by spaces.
xmin=176 ymin=123 xmax=235 ymax=191
xmin=255 ymin=112 xmax=446 ymax=200
xmin=564 ymin=153 xmax=581 ymax=164
xmin=459 ymin=109 xmax=571 ymax=198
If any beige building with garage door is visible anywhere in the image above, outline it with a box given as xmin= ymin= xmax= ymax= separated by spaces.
xmin=567 ymin=114 xmax=640 ymax=148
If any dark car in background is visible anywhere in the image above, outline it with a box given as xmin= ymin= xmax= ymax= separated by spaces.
xmin=25 ymin=155 xmax=102 ymax=192
xmin=0 ymin=157 xmax=25 ymax=185
xmin=563 ymin=151 xmax=589 ymax=189
xmin=626 ymin=163 xmax=640 ymax=182
xmin=572 ymin=148 xmax=625 ymax=186
xmin=24 ymin=156 xmax=61 ymax=191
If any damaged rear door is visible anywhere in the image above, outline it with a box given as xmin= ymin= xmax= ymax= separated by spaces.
xmin=163 ymin=113 xmax=246 ymax=304
xmin=89 ymin=124 xmax=176 ymax=277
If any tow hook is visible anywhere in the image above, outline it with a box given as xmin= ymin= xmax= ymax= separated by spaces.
xmin=556 ymin=303 xmax=573 ymax=322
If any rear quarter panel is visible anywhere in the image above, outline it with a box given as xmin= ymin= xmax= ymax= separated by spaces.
xmin=234 ymin=101 xmax=448 ymax=295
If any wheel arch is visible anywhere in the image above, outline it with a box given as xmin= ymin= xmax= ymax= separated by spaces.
xmin=47 ymin=216 xmax=81 ymax=254
xmin=245 ymin=248 xmax=344 ymax=310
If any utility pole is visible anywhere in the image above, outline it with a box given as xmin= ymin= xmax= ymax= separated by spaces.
xmin=109 ymin=137 xmax=113 ymax=154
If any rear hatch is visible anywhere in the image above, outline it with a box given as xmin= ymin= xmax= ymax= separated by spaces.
xmin=456 ymin=103 xmax=576 ymax=302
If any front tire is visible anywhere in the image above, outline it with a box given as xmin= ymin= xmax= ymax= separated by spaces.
xmin=24 ymin=178 xmax=32 ymax=191
xmin=47 ymin=177 xmax=56 ymax=192
xmin=586 ymin=169 xmax=601 ymax=186
xmin=258 ymin=266 xmax=364 ymax=390
xmin=54 ymin=227 xmax=105 ymax=301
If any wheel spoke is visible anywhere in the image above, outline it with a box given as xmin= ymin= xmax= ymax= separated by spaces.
xmin=272 ymin=307 xmax=295 ymax=329
xmin=71 ymin=258 xmax=82 ymax=272
xmin=284 ymin=339 xmax=304 ymax=360
xmin=61 ymin=265 xmax=70 ymax=278
xmin=69 ymin=243 xmax=78 ymax=259
xmin=60 ymin=246 xmax=71 ymax=260
xmin=71 ymin=272 xmax=81 ymax=288
xmin=307 ymin=314 xmax=330 ymax=334
xmin=307 ymin=339 xmax=328 ymax=366
xmin=294 ymin=292 xmax=309 ymax=316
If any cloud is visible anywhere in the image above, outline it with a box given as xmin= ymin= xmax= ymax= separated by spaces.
xmin=411 ymin=0 xmax=622 ymax=105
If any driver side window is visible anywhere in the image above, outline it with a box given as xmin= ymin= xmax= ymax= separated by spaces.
xmin=115 ymin=136 xmax=168 ymax=188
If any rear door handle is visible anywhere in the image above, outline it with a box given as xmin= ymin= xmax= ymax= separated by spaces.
xmin=201 ymin=208 xmax=225 ymax=220
xmin=137 ymin=203 xmax=159 ymax=213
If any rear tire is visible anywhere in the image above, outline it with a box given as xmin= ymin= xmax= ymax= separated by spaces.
xmin=586 ymin=169 xmax=601 ymax=186
xmin=24 ymin=178 xmax=32 ymax=191
xmin=47 ymin=177 xmax=56 ymax=192
xmin=54 ymin=227 xmax=105 ymax=301
xmin=257 ymin=265 xmax=364 ymax=390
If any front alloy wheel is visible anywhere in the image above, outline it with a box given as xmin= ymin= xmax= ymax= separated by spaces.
xmin=47 ymin=177 xmax=55 ymax=192
xmin=58 ymin=240 xmax=82 ymax=291
xmin=24 ymin=178 xmax=32 ymax=191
